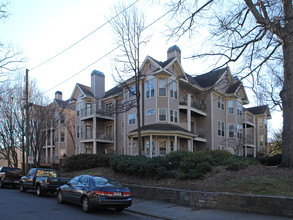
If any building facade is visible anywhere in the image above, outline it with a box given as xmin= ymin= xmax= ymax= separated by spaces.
xmin=40 ymin=91 xmax=76 ymax=168
xmin=70 ymin=45 xmax=271 ymax=157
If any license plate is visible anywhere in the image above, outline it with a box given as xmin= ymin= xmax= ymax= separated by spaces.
xmin=114 ymin=192 xmax=121 ymax=196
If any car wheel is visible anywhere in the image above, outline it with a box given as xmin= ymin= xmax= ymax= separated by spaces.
xmin=57 ymin=191 xmax=65 ymax=204
xmin=20 ymin=183 xmax=26 ymax=192
xmin=81 ymin=196 xmax=91 ymax=213
xmin=36 ymin=185 xmax=43 ymax=196
xmin=115 ymin=208 xmax=124 ymax=212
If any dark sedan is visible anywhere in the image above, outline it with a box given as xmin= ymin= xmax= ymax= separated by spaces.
xmin=57 ymin=175 xmax=132 ymax=212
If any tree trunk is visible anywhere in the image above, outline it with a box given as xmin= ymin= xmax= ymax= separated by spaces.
xmin=280 ymin=36 xmax=293 ymax=167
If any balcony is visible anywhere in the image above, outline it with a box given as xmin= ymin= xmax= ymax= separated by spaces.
xmin=243 ymin=113 xmax=255 ymax=127
xmin=80 ymin=105 xmax=114 ymax=120
xmin=244 ymin=134 xmax=255 ymax=145
xmin=179 ymin=98 xmax=207 ymax=116
xmin=191 ymin=126 xmax=206 ymax=139
xmin=96 ymin=130 xmax=114 ymax=142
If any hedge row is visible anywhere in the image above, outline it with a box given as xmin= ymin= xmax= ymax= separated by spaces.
xmin=63 ymin=150 xmax=259 ymax=180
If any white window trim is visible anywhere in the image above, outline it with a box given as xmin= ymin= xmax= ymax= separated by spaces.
xmin=218 ymin=120 xmax=225 ymax=137
xmin=128 ymin=113 xmax=136 ymax=125
xmin=170 ymin=109 xmax=178 ymax=123
xmin=158 ymin=78 xmax=167 ymax=97
xmin=146 ymin=79 xmax=155 ymax=99
xmin=217 ymin=96 xmax=225 ymax=111
xmin=158 ymin=108 xmax=167 ymax=122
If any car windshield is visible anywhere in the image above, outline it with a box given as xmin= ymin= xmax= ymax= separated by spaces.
xmin=92 ymin=177 xmax=121 ymax=187
xmin=1 ymin=167 xmax=22 ymax=173
xmin=36 ymin=170 xmax=57 ymax=178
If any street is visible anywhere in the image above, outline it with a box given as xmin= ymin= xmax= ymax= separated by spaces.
xmin=0 ymin=188 xmax=156 ymax=220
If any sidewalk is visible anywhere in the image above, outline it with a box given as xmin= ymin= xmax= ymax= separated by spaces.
xmin=126 ymin=197 xmax=291 ymax=220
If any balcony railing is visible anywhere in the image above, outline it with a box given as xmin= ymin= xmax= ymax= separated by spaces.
xmin=96 ymin=130 xmax=113 ymax=141
xmin=179 ymin=98 xmax=206 ymax=112
xmin=80 ymin=105 xmax=114 ymax=118
xmin=191 ymin=126 xmax=206 ymax=139
xmin=244 ymin=113 xmax=254 ymax=125
xmin=244 ymin=134 xmax=254 ymax=145
xmin=81 ymin=131 xmax=93 ymax=140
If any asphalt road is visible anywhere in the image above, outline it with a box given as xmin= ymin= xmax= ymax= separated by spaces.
xmin=0 ymin=187 xmax=156 ymax=220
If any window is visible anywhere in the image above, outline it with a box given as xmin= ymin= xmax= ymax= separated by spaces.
xmin=61 ymin=132 xmax=65 ymax=142
xmin=146 ymin=109 xmax=155 ymax=116
xmin=146 ymin=79 xmax=155 ymax=98
xmin=159 ymin=78 xmax=167 ymax=96
xmin=228 ymin=124 xmax=234 ymax=137
xmin=169 ymin=79 xmax=178 ymax=99
xmin=121 ymin=122 xmax=124 ymax=135
xmin=170 ymin=140 xmax=174 ymax=152
xmin=217 ymin=96 xmax=224 ymax=110
xmin=228 ymin=100 xmax=234 ymax=114
xmin=237 ymin=101 xmax=242 ymax=116
xmin=76 ymin=125 xmax=80 ymax=138
xmin=60 ymin=114 xmax=65 ymax=123
xmin=259 ymin=119 xmax=264 ymax=128
xmin=77 ymin=110 xmax=80 ymax=116
xmin=260 ymin=135 xmax=264 ymax=145
xmin=86 ymin=103 xmax=92 ymax=116
xmin=86 ymin=146 xmax=92 ymax=154
xmin=159 ymin=108 xmax=167 ymax=121
xmin=129 ymin=86 xmax=136 ymax=98
xmin=128 ymin=114 xmax=136 ymax=125
xmin=218 ymin=121 xmax=225 ymax=137
xmin=237 ymin=124 xmax=243 ymax=139
xmin=54 ymin=131 xmax=58 ymax=142
xmin=170 ymin=109 xmax=178 ymax=123
xmin=159 ymin=139 xmax=167 ymax=156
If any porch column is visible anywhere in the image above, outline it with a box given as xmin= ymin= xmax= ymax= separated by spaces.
xmin=130 ymin=137 xmax=133 ymax=156
xmin=45 ymin=147 xmax=48 ymax=163
xmin=245 ymin=146 xmax=247 ymax=157
xmin=50 ymin=146 xmax=53 ymax=163
xmin=253 ymin=146 xmax=256 ymax=158
xmin=187 ymin=94 xmax=191 ymax=131
xmin=174 ymin=136 xmax=178 ymax=151
xmin=150 ymin=135 xmax=153 ymax=158
xmin=190 ymin=138 xmax=193 ymax=152
xmin=93 ymin=116 xmax=97 ymax=154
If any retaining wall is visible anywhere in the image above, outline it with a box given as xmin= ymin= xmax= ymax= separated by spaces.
xmin=125 ymin=184 xmax=293 ymax=217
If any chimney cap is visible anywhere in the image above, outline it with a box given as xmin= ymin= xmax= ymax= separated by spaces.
xmin=167 ymin=45 xmax=181 ymax=53
xmin=55 ymin=91 xmax=62 ymax=95
xmin=91 ymin=70 xmax=104 ymax=77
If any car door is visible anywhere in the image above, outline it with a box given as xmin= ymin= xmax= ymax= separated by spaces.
xmin=22 ymin=169 xmax=36 ymax=189
xmin=62 ymin=176 xmax=79 ymax=202
xmin=72 ymin=176 xmax=89 ymax=203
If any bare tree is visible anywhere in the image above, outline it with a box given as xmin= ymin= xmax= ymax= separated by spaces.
xmin=0 ymin=2 xmax=24 ymax=80
xmin=110 ymin=2 xmax=150 ymax=156
xmin=0 ymin=78 xmax=25 ymax=167
xmin=167 ymin=0 xmax=293 ymax=167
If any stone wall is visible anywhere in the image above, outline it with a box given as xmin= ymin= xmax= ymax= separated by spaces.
xmin=125 ymin=184 xmax=293 ymax=217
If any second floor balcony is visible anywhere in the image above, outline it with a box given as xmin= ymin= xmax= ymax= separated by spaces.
xmin=179 ymin=97 xmax=207 ymax=116
xmin=81 ymin=105 xmax=114 ymax=120
xmin=191 ymin=126 xmax=206 ymax=140
xmin=244 ymin=134 xmax=255 ymax=145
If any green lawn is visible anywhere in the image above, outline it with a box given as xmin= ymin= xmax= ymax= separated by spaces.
xmin=221 ymin=176 xmax=293 ymax=197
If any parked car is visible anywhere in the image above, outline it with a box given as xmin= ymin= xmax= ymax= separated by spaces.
xmin=0 ymin=167 xmax=23 ymax=188
xmin=20 ymin=168 xmax=70 ymax=196
xmin=57 ymin=175 xmax=132 ymax=212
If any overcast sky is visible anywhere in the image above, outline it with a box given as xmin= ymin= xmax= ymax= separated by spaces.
xmin=0 ymin=0 xmax=282 ymax=135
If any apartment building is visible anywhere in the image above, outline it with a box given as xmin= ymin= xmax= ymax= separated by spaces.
xmin=70 ymin=45 xmax=271 ymax=157
xmin=40 ymin=91 xmax=76 ymax=168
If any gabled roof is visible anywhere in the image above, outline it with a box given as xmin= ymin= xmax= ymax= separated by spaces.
xmin=193 ymin=67 xmax=228 ymax=88
xmin=244 ymin=105 xmax=271 ymax=118
xmin=54 ymin=99 xmax=74 ymax=110
xmin=226 ymin=80 xmax=241 ymax=94
xmin=76 ymin=83 xmax=94 ymax=98
xmin=104 ymin=85 xmax=123 ymax=98
xmin=149 ymin=57 xmax=175 ymax=68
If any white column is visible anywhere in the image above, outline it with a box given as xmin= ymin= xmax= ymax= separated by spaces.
xmin=150 ymin=135 xmax=152 ymax=158
xmin=50 ymin=146 xmax=53 ymax=163
xmin=190 ymin=138 xmax=194 ymax=152
xmin=187 ymin=94 xmax=191 ymax=131
xmin=93 ymin=116 xmax=97 ymax=154
xmin=174 ymin=136 xmax=178 ymax=151
xmin=45 ymin=147 xmax=48 ymax=163
xmin=131 ymin=137 xmax=133 ymax=156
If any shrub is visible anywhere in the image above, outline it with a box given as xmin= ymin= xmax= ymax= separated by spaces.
xmin=257 ymin=154 xmax=282 ymax=166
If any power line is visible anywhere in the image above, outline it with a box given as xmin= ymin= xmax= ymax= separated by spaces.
xmin=42 ymin=6 xmax=174 ymax=95
xmin=31 ymin=0 xmax=140 ymax=71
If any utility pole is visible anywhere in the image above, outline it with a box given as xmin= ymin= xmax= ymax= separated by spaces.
xmin=25 ymin=69 xmax=29 ymax=173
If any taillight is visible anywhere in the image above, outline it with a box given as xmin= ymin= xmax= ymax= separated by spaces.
xmin=3 ymin=174 xmax=6 ymax=179
xmin=95 ymin=191 xmax=114 ymax=196
xmin=122 ymin=192 xmax=131 ymax=197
